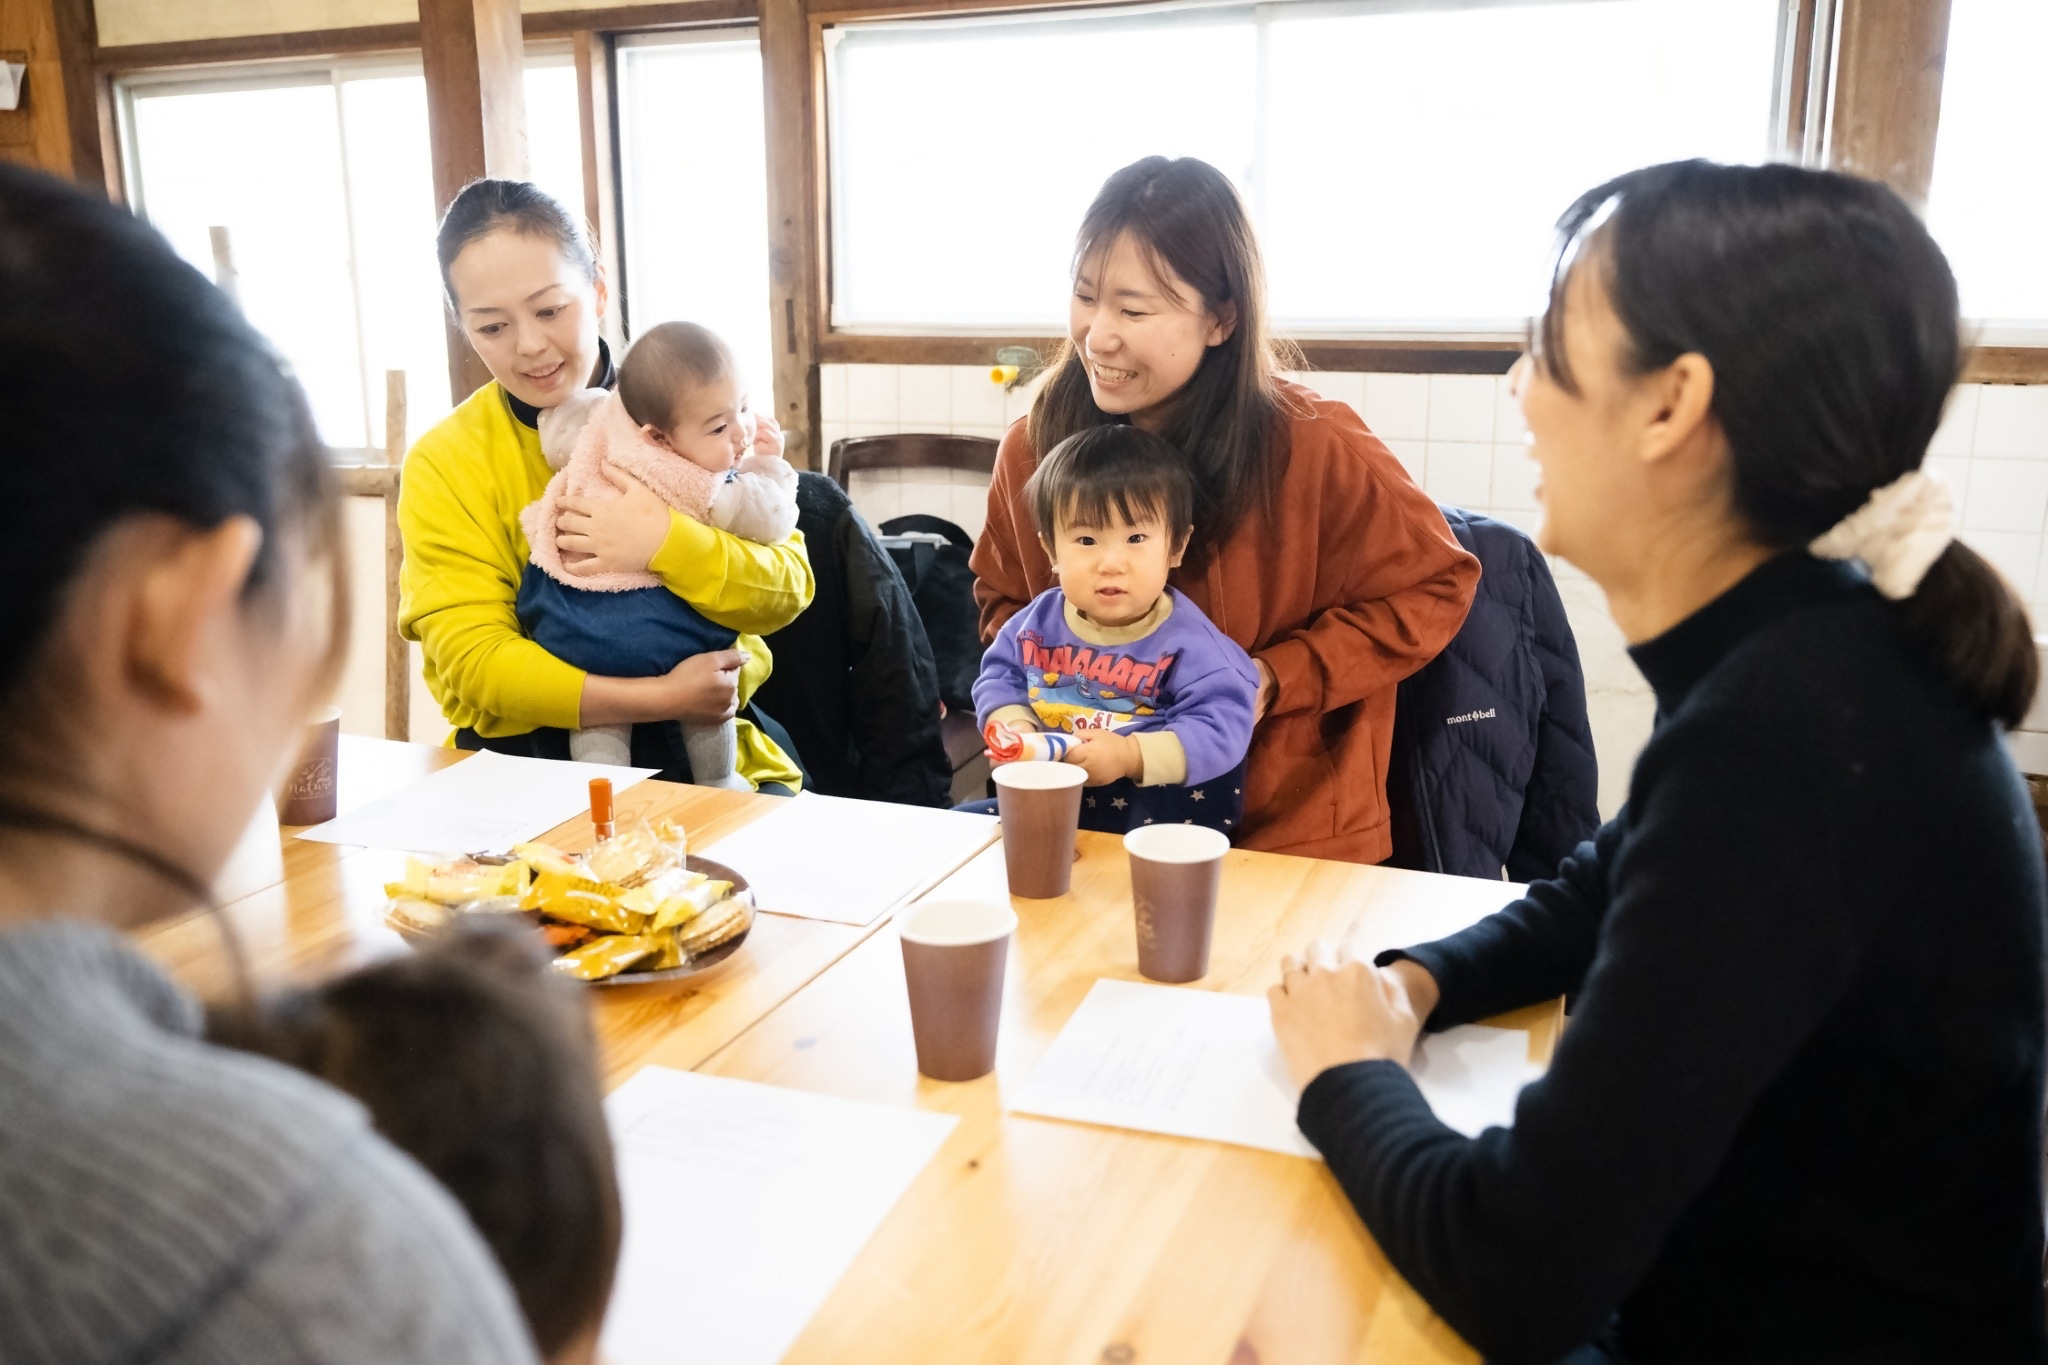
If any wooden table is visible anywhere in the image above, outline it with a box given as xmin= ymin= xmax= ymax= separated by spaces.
xmin=139 ymin=739 xmax=1551 ymax=1361
xmin=692 ymin=830 xmax=1556 ymax=1365
xmin=138 ymin=738 xmax=978 ymax=1084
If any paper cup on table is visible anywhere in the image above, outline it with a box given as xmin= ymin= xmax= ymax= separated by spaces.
xmin=992 ymin=761 xmax=1086 ymax=898
xmin=1125 ymin=824 xmax=1229 ymax=983
xmin=899 ymin=898 xmax=1017 ymax=1082
xmin=278 ymin=706 xmax=342 ymax=826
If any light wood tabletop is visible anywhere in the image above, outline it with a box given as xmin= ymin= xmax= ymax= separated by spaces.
xmin=138 ymin=738 xmax=988 ymax=1084
xmin=693 ymin=830 xmax=1556 ymax=1365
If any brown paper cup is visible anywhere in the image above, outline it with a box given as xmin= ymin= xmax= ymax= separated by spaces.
xmin=899 ymin=898 xmax=1017 ymax=1082
xmin=278 ymin=706 xmax=342 ymax=826
xmin=1125 ymin=824 xmax=1229 ymax=983
xmin=992 ymin=761 xmax=1086 ymax=899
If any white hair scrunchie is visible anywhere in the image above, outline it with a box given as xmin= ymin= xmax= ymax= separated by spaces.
xmin=1808 ymin=469 xmax=1955 ymax=600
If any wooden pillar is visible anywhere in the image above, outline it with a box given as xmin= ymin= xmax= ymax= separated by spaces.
xmin=1824 ymin=0 xmax=1954 ymax=205
xmin=0 ymin=0 xmax=112 ymax=193
xmin=760 ymin=0 xmax=822 ymax=470
xmin=420 ymin=0 xmax=529 ymax=403
xmin=573 ymin=30 xmax=626 ymax=352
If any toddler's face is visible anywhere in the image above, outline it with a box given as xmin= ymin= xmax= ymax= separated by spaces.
xmin=1044 ymin=503 xmax=1187 ymax=629
xmin=644 ymin=368 xmax=754 ymax=475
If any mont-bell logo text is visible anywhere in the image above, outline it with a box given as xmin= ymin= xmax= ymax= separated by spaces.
xmin=1445 ymin=708 xmax=1497 ymax=726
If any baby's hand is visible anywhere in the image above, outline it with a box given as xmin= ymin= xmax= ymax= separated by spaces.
xmin=751 ymin=411 xmax=785 ymax=460
xmin=1063 ymin=730 xmax=1142 ymax=786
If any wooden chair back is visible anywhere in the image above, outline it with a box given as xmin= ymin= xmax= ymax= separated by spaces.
xmin=335 ymin=370 xmax=410 ymax=741
xmin=827 ymin=433 xmax=999 ymax=491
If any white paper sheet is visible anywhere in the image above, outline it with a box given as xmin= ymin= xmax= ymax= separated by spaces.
xmin=697 ymin=791 xmax=997 ymax=925
xmin=1011 ymin=979 xmax=1544 ymax=1157
xmin=601 ymin=1066 xmax=958 ymax=1365
xmin=294 ymin=749 xmax=656 ymax=854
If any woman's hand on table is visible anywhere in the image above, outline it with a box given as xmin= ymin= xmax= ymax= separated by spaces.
xmin=1268 ymin=940 xmax=1440 ymax=1092
xmin=579 ymin=649 xmax=749 ymax=727
xmin=558 ymin=465 xmax=670 ymax=576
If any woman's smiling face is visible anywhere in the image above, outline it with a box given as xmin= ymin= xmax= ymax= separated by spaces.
xmin=1069 ymin=232 xmax=1234 ymax=427
xmin=446 ymin=228 xmax=607 ymax=409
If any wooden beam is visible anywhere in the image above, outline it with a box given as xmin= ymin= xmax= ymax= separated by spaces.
xmin=1824 ymin=0 xmax=1953 ymax=204
xmin=760 ymin=0 xmax=822 ymax=468
xmin=574 ymin=29 xmax=628 ymax=350
xmin=420 ymin=0 xmax=529 ymax=403
xmin=1964 ymin=348 xmax=2048 ymax=387
xmin=818 ymin=332 xmax=1523 ymax=375
xmin=0 ymin=0 xmax=105 ymax=189
xmin=92 ymin=4 xmax=757 ymax=74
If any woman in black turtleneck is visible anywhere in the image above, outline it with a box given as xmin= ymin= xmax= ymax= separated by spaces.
xmin=1270 ymin=160 xmax=2048 ymax=1365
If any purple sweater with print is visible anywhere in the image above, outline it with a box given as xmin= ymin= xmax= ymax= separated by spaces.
xmin=972 ymin=587 xmax=1260 ymax=785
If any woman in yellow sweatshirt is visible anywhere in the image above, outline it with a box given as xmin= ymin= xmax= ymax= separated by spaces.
xmin=399 ymin=179 xmax=812 ymax=790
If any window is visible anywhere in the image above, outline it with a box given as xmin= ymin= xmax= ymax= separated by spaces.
xmin=825 ymin=0 xmax=1783 ymax=335
xmin=615 ymin=31 xmax=775 ymax=416
xmin=119 ymin=53 xmax=586 ymax=455
xmin=1927 ymin=0 xmax=2048 ymax=334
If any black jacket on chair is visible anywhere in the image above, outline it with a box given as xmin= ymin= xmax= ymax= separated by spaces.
xmin=1386 ymin=507 xmax=1600 ymax=882
xmin=752 ymin=473 xmax=954 ymax=807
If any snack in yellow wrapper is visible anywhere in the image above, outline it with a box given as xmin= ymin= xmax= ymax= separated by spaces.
xmin=525 ymin=870 xmax=646 ymax=935
xmin=552 ymin=933 xmax=661 ymax=981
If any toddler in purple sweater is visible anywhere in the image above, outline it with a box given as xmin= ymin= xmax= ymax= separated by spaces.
xmin=973 ymin=424 xmax=1260 ymax=836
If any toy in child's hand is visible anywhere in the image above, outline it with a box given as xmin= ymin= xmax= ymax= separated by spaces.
xmin=1062 ymin=729 xmax=1144 ymax=786
xmin=984 ymin=719 xmax=1075 ymax=764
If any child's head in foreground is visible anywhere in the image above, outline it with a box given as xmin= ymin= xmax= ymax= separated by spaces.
xmin=211 ymin=919 xmax=619 ymax=1364
xmin=618 ymin=320 xmax=755 ymax=475
xmin=1025 ymin=424 xmax=1195 ymax=629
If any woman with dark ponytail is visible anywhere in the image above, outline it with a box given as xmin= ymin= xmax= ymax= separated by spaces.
xmin=0 ymin=164 xmax=537 ymax=1363
xmin=1270 ymin=161 xmax=2048 ymax=1363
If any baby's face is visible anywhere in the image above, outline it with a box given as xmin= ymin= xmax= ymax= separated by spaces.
xmin=645 ymin=369 xmax=754 ymax=475
xmin=1043 ymin=503 xmax=1187 ymax=629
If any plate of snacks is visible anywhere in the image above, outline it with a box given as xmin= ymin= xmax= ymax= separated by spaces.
xmin=382 ymin=818 xmax=754 ymax=984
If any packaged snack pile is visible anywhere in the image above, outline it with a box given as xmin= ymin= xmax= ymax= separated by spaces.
xmin=382 ymin=819 xmax=751 ymax=981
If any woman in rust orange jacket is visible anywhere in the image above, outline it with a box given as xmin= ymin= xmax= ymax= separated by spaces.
xmin=971 ymin=156 xmax=1479 ymax=864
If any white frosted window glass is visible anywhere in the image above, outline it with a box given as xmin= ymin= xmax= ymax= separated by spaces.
xmin=1263 ymin=0 xmax=1782 ymax=328
xmin=825 ymin=0 xmax=1778 ymax=332
xmin=129 ymin=81 xmax=366 ymax=446
xmin=1927 ymin=0 xmax=2048 ymax=329
xmin=338 ymin=73 xmax=449 ymax=448
xmin=827 ymin=12 xmax=1255 ymax=330
xmin=617 ymin=36 xmax=775 ymax=415
xmin=524 ymin=61 xmax=590 ymax=232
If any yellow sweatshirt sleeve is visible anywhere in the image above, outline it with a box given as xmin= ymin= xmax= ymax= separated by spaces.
xmin=397 ymin=411 xmax=586 ymax=737
xmin=647 ymin=511 xmax=815 ymax=636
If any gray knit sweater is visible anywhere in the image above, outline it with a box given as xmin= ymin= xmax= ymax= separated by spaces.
xmin=0 ymin=919 xmax=541 ymax=1365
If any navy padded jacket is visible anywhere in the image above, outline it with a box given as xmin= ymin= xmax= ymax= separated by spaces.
xmin=1386 ymin=508 xmax=1599 ymax=882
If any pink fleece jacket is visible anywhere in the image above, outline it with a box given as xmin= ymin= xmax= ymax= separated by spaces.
xmin=519 ymin=392 xmax=718 ymax=594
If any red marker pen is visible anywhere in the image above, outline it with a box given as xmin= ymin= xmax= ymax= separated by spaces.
xmin=589 ymin=777 xmax=615 ymax=842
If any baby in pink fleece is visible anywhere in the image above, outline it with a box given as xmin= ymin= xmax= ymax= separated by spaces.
xmin=518 ymin=322 xmax=797 ymax=787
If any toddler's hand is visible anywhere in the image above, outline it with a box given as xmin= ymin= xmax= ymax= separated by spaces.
xmin=751 ymin=411 xmax=785 ymax=460
xmin=1063 ymin=730 xmax=1142 ymax=786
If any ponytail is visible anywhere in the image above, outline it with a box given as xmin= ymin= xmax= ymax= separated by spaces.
xmin=1545 ymin=160 xmax=2036 ymax=726
xmin=1897 ymin=544 xmax=2038 ymax=728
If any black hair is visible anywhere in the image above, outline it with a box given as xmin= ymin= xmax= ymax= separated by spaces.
xmin=618 ymin=320 xmax=737 ymax=432
xmin=1029 ymin=157 xmax=1298 ymax=567
xmin=0 ymin=161 xmax=341 ymax=721
xmin=435 ymin=177 xmax=596 ymax=309
xmin=210 ymin=918 xmax=621 ymax=1359
xmin=1539 ymin=159 xmax=2035 ymax=727
xmin=1025 ymin=424 xmax=1197 ymax=548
